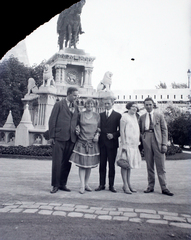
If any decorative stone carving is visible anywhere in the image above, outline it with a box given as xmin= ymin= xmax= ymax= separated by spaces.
xmin=97 ymin=71 xmax=113 ymax=92
xmin=42 ymin=64 xmax=56 ymax=87
xmin=27 ymin=78 xmax=38 ymax=95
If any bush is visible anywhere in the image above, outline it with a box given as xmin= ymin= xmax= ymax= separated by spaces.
xmin=170 ymin=113 xmax=191 ymax=147
xmin=0 ymin=145 xmax=52 ymax=156
xmin=166 ymin=145 xmax=182 ymax=156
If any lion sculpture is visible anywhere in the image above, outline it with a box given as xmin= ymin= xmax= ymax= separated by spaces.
xmin=27 ymin=78 xmax=38 ymax=95
xmin=97 ymin=71 xmax=113 ymax=92
xmin=42 ymin=64 xmax=55 ymax=87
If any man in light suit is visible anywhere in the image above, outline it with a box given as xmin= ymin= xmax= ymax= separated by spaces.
xmin=139 ymin=97 xmax=173 ymax=196
xmin=49 ymin=87 xmax=79 ymax=193
xmin=95 ymin=97 xmax=121 ymax=193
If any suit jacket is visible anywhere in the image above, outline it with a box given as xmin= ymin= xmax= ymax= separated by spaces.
xmin=139 ymin=111 xmax=168 ymax=152
xmin=48 ymin=99 xmax=79 ymax=143
xmin=99 ymin=110 xmax=121 ymax=149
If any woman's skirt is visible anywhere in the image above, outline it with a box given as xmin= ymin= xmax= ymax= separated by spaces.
xmin=116 ymin=144 xmax=142 ymax=169
xmin=70 ymin=139 xmax=100 ymax=168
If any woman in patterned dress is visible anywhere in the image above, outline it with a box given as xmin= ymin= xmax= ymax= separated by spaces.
xmin=70 ymin=98 xmax=100 ymax=194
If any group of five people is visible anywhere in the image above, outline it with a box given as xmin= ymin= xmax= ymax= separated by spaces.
xmin=49 ymin=87 xmax=173 ymax=197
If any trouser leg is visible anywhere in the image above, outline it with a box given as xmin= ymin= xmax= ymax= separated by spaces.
xmin=108 ymin=147 xmax=117 ymax=187
xmin=60 ymin=140 xmax=75 ymax=186
xmin=51 ymin=141 xmax=63 ymax=187
xmin=142 ymin=133 xmax=155 ymax=189
xmin=152 ymin=135 xmax=167 ymax=191
xmin=99 ymin=146 xmax=107 ymax=186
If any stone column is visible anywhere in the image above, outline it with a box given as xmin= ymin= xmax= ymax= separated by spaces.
xmin=55 ymin=64 xmax=67 ymax=84
xmin=61 ymin=64 xmax=67 ymax=83
xmin=83 ymin=68 xmax=89 ymax=88
xmin=55 ymin=66 xmax=61 ymax=83
xmin=87 ymin=68 xmax=93 ymax=87
xmin=83 ymin=68 xmax=93 ymax=88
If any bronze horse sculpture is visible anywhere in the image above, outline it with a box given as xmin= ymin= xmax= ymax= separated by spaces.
xmin=57 ymin=0 xmax=85 ymax=50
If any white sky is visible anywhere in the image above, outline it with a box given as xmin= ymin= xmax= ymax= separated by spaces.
xmin=25 ymin=0 xmax=191 ymax=91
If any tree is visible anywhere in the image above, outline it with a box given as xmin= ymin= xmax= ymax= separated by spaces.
xmin=171 ymin=82 xmax=188 ymax=88
xmin=155 ymin=82 xmax=167 ymax=89
xmin=0 ymin=57 xmax=44 ymax=126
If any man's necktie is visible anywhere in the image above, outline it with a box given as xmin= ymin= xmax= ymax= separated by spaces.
xmin=69 ymin=102 xmax=74 ymax=113
xmin=149 ymin=113 xmax=154 ymax=130
xmin=106 ymin=111 xmax=109 ymax=118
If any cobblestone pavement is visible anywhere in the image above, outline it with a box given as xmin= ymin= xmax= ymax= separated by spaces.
xmin=1 ymin=201 xmax=191 ymax=229
xmin=0 ymin=158 xmax=191 ymax=230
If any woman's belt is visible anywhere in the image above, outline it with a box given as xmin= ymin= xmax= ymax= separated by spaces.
xmin=78 ymin=139 xmax=93 ymax=153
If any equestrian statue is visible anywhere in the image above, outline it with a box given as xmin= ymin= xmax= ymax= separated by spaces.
xmin=57 ymin=0 xmax=86 ymax=50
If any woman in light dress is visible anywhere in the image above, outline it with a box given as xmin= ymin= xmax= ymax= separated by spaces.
xmin=70 ymin=98 xmax=100 ymax=194
xmin=117 ymin=102 xmax=141 ymax=194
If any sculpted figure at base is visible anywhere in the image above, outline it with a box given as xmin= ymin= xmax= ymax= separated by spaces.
xmin=57 ymin=0 xmax=86 ymax=49
xmin=42 ymin=64 xmax=55 ymax=87
xmin=27 ymin=78 xmax=38 ymax=95
xmin=97 ymin=71 xmax=113 ymax=92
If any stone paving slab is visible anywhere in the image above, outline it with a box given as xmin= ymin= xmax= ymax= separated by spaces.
xmin=1 ymin=201 xmax=191 ymax=230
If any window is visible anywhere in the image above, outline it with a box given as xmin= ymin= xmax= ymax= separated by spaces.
xmin=141 ymin=95 xmax=143 ymax=99
xmin=181 ymin=95 xmax=183 ymax=99
xmin=154 ymin=95 xmax=156 ymax=99
xmin=174 ymin=95 xmax=176 ymax=99
xmin=135 ymin=95 xmax=137 ymax=99
xmin=129 ymin=95 xmax=131 ymax=99
xmin=167 ymin=95 xmax=169 ymax=99
xmin=160 ymin=95 xmax=162 ymax=99
xmin=123 ymin=95 xmax=125 ymax=99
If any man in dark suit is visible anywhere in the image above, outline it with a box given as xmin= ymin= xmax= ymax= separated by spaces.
xmin=139 ymin=97 xmax=173 ymax=196
xmin=95 ymin=97 xmax=121 ymax=192
xmin=49 ymin=87 xmax=79 ymax=193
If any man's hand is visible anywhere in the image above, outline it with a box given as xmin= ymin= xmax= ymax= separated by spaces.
xmin=161 ymin=145 xmax=167 ymax=154
xmin=107 ymin=133 xmax=113 ymax=140
xmin=93 ymin=134 xmax=99 ymax=143
xmin=49 ymin=138 xmax=55 ymax=145
xmin=76 ymin=125 xmax=80 ymax=136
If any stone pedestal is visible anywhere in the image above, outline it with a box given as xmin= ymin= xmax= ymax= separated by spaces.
xmin=35 ymin=92 xmax=56 ymax=130
xmin=46 ymin=48 xmax=96 ymax=96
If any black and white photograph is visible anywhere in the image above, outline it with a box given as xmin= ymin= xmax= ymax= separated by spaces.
xmin=0 ymin=0 xmax=191 ymax=239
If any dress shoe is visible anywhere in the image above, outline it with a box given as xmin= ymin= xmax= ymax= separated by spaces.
xmin=109 ymin=186 xmax=117 ymax=193
xmin=79 ymin=187 xmax=85 ymax=194
xmin=129 ymin=187 xmax=137 ymax=193
xmin=95 ymin=185 xmax=105 ymax=191
xmin=122 ymin=186 xmax=132 ymax=194
xmin=144 ymin=187 xmax=154 ymax=193
xmin=59 ymin=186 xmax=71 ymax=192
xmin=50 ymin=186 xmax=59 ymax=194
xmin=162 ymin=189 xmax=174 ymax=196
xmin=85 ymin=185 xmax=92 ymax=192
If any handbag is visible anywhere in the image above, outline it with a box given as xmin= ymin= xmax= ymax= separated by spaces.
xmin=117 ymin=149 xmax=131 ymax=169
